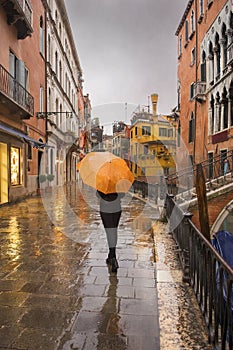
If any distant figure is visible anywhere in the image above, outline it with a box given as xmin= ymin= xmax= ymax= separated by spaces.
xmin=224 ymin=158 xmax=230 ymax=175
xmin=96 ymin=190 xmax=125 ymax=273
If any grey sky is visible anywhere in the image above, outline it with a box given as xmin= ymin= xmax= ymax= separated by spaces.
xmin=65 ymin=0 xmax=188 ymax=132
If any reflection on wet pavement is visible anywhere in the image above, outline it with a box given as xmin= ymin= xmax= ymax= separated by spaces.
xmin=0 ymin=183 xmax=212 ymax=349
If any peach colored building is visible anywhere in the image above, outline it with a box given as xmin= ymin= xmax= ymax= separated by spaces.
xmin=0 ymin=0 xmax=47 ymax=203
xmin=176 ymin=0 xmax=233 ymax=170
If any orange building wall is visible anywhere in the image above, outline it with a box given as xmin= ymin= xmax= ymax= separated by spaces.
xmin=0 ymin=1 xmax=46 ymax=177
xmin=177 ymin=0 xmax=229 ymax=164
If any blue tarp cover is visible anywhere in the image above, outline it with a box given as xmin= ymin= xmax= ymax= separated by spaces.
xmin=212 ymin=230 xmax=233 ymax=269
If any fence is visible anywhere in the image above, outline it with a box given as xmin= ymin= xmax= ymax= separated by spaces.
xmin=165 ymin=149 xmax=233 ymax=196
xmin=166 ymin=193 xmax=233 ymax=349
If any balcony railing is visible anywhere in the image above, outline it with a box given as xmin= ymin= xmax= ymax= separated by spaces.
xmin=165 ymin=194 xmax=233 ymax=349
xmin=1 ymin=0 xmax=33 ymax=39
xmin=0 ymin=64 xmax=34 ymax=118
xmin=194 ymin=81 xmax=206 ymax=101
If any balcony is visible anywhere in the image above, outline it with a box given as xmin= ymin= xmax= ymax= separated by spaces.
xmin=0 ymin=64 xmax=34 ymax=119
xmin=0 ymin=0 xmax=33 ymax=39
xmin=193 ymin=81 xmax=206 ymax=102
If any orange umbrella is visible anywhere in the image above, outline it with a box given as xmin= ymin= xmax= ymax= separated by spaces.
xmin=78 ymin=151 xmax=134 ymax=194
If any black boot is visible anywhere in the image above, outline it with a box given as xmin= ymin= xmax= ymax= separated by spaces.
xmin=106 ymin=248 xmax=119 ymax=273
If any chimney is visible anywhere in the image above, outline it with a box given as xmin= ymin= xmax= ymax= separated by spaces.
xmin=151 ymin=94 xmax=158 ymax=116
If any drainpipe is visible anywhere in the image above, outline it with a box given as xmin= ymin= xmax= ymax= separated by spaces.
xmin=193 ymin=0 xmax=198 ymax=164
xmin=44 ymin=1 xmax=48 ymax=144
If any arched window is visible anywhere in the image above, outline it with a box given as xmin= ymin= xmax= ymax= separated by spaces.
xmin=221 ymin=23 xmax=228 ymax=69
xmin=216 ymin=92 xmax=221 ymax=132
xmin=201 ymin=50 xmax=206 ymax=82
xmin=210 ymin=95 xmax=215 ymax=134
xmin=222 ymin=87 xmax=228 ymax=129
xmin=209 ymin=41 xmax=214 ymax=85
xmin=55 ymin=51 xmax=58 ymax=75
xmin=215 ymin=33 xmax=221 ymax=77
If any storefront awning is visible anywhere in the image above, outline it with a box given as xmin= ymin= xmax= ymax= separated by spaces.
xmin=0 ymin=123 xmax=50 ymax=149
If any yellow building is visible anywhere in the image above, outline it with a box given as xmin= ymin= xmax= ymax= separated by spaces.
xmin=130 ymin=94 xmax=176 ymax=182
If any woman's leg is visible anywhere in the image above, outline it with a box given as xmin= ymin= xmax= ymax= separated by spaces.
xmin=100 ymin=211 xmax=121 ymax=249
xmin=100 ymin=211 xmax=121 ymax=272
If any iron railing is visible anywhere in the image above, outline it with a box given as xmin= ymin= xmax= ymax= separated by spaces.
xmin=165 ymin=149 xmax=233 ymax=196
xmin=0 ymin=64 xmax=34 ymax=116
xmin=166 ymin=193 xmax=233 ymax=349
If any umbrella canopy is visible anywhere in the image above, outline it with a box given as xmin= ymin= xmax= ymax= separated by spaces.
xmin=77 ymin=151 xmax=134 ymax=194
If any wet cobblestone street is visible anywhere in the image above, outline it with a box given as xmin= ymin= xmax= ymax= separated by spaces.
xmin=0 ymin=183 xmax=212 ymax=349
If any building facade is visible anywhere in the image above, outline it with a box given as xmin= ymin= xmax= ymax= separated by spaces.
xmin=130 ymin=94 xmax=176 ymax=182
xmin=176 ymin=0 xmax=233 ymax=170
xmin=0 ymin=0 xmax=47 ymax=203
xmin=112 ymin=122 xmax=130 ymax=161
xmin=45 ymin=0 xmax=83 ymax=186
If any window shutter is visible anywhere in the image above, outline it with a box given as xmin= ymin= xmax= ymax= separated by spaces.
xmin=16 ymin=59 xmax=26 ymax=88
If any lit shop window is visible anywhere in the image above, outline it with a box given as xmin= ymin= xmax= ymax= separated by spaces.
xmin=11 ymin=147 xmax=22 ymax=185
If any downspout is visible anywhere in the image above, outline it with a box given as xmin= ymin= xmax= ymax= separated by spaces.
xmin=44 ymin=1 xmax=48 ymax=144
xmin=193 ymin=0 xmax=198 ymax=164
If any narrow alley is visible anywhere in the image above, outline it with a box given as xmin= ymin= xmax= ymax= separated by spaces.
xmin=0 ymin=183 xmax=212 ymax=349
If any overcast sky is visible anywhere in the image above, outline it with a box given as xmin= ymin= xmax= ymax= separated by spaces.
xmin=65 ymin=0 xmax=188 ymax=133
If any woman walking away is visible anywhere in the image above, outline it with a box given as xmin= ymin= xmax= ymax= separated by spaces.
xmin=96 ymin=190 xmax=124 ymax=273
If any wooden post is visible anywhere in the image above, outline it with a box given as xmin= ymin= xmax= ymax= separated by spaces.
xmin=195 ymin=163 xmax=211 ymax=241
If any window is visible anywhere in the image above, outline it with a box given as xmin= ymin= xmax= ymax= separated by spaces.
xmin=168 ymin=128 xmax=173 ymax=137
xmin=190 ymin=11 xmax=195 ymax=34
xmin=11 ymin=147 xmax=22 ymax=185
xmin=59 ymin=60 xmax=62 ymax=83
xmin=27 ymin=144 xmax=32 ymax=160
xmin=208 ymin=152 xmax=214 ymax=178
xmin=135 ymin=127 xmax=138 ymax=136
xmin=185 ymin=20 xmax=189 ymax=42
xmin=190 ymin=83 xmax=194 ymax=100
xmin=179 ymin=35 xmax=182 ymax=56
xmin=191 ymin=47 xmax=195 ymax=65
xmin=40 ymin=86 xmax=44 ymax=112
xmin=144 ymin=145 xmax=148 ymax=154
xmin=48 ymin=34 xmax=51 ymax=62
xmin=222 ymin=23 xmax=228 ymax=69
xmin=55 ymin=51 xmax=58 ymax=75
xmin=178 ymin=121 xmax=181 ymax=147
xmin=142 ymin=126 xmax=151 ymax=136
xmin=200 ymin=0 xmax=204 ymax=15
xmin=49 ymin=149 xmax=54 ymax=174
xmin=40 ymin=16 xmax=44 ymax=56
xmin=215 ymin=33 xmax=221 ymax=77
xmin=159 ymin=128 xmax=167 ymax=137
xmin=9 ymin=51 xmax=28 ymax=89
xmin=188 ymin=112 xmax=195 ymax=143
xmin=201 ymin=51 xmax=206 ymax=82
